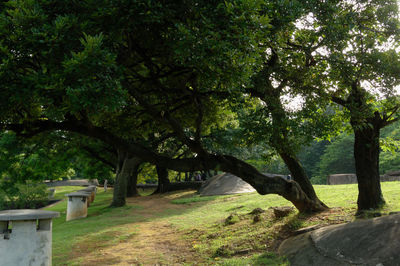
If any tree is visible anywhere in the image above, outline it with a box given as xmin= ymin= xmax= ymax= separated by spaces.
xmin=0 ymin=0 xmax=330 ymax=212
xmin=310 ymin=0 xmax=400 ymax=211
xmin=238 ymin=1 xmax=341 ymax=209
xmin=317 ymin=133 xmax=355 ymax=181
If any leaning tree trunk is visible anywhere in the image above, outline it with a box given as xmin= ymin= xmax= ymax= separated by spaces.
xmin=259 ymin=81 xmax=328 ymax=211
xmin=280 ymin=152 xmax=328 ymax=208
xmin=215 ymin=154 xmax=327 ymax=212
xmin=111 ymin=151 xmax=140 ymax=207
xmin=126 ymin=158 xmax=142 ymax=197
xmin=152 ymin=166 xmax=171 ymax=194
xmin=353 ymin=120 xmax=385 ymax=211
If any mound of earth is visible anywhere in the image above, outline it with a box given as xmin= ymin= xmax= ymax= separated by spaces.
xmin=279 ymin=213 xmax=400 ymax=266
xmin=198 ymin=173 xmax=256 ymax=196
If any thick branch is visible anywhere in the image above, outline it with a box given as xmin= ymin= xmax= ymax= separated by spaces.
xmin=81 ymin=146 xmax=116 ymax=171
xmin=3 ymin=118 xmax=325 ymax=212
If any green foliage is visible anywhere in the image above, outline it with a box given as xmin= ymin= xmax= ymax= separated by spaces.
xmin=317 ymin=133 xmax=355 ymax=180
xmin=298 ymin=140 xmax=328 ymax=180
xmin=0 ymin=189 xmax=8 ymax=210
xmin=0 ymin=182 xmax=48 ymax=210
xmin=13 ymin=182 xmax=49 ymax=209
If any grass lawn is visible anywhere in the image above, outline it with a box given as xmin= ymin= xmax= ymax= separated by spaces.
xmin=45 ymin=182 xmax=400 ymax=265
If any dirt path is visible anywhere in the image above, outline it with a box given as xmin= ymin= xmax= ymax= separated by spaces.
xmin=75 ymin=193 xmax=202 ymax=265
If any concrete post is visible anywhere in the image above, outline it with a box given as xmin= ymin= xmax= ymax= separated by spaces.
xmin=65 ymin=192 xmax=90 ymax=221
xmin=104 ymin=180 xmax=108 ymax=192
xmin=0 ymin=209 xmax=59 ymax=266
xmin=88 ymin=185 xmax=97 ymax=195
xmin=48 ymin=188 xmax=56 ymax=199
xmin=78 ymin=187 xmax=95 ymax=203
xmin=75 ymin=190 xmax=93 ymax=207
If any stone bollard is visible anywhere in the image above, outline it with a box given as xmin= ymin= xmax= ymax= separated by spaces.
xmin=77 ymin=191 xmax=92 ymax=207
xmin=48 ymin=188 xmax=56 ymax=199
xmin=65 ymin=192 xmax=90 ymax=221
xmin=104 ymin=180 xmax=108 ymax=192
xmin=79 ymin=187 xmax=95 ymax=203
xmin=0 ymin=209 xmax=59 ymax=266
xmin=88 ymin=185 xmax=97 ymax=195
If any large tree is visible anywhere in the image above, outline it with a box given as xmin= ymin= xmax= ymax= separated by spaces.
xmin=309 ymin=0 xmax=400 ymax=211
xmin=0 ymin=0 xmax=330 ymax=211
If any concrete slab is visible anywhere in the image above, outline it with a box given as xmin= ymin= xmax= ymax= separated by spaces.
xmin=0 ymin=209 xmax=60 ymax=221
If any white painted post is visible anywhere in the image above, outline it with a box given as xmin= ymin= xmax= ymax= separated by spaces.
xmin=65 ymin=192 xmax=90 ymax=221
xmin=0 ymin=209 xmax=59 ymax=266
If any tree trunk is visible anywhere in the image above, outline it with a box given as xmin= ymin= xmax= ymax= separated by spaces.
xmin=353 ymin=120 xmax=385 ymax=211
xmin=152 ymin=166 xmax=171 ymax=194
xmin=258 ymin=82 xmax=328 ymax=211
xmin=111 ymin=151 xmax=140 ymax=207
xmin=32 ymin=117 xmax=329 ymax=212
xmin=184 ymin=172 xmax=189 ymax=181
xmin=126 ymin=158 xmax=142 ymax=197
xmin=215 ymin=154 xmax=327 ymax=212
xmin=280 ymin=152 xmax=328 ymax=208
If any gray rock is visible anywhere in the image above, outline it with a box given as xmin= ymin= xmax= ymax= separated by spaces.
xmin=279 ymin=213 xmax=400 ymax=266
xmin=198 ymin=173 xmax=255 ymax=196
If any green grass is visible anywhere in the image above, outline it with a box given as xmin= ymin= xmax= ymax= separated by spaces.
xmin=46 ymin=182 xmax=400 ymax=265
xmin=171 ymin=194 xmax=227 ymax=204
xmin=46 ymin=188 xmax=144 ymax=265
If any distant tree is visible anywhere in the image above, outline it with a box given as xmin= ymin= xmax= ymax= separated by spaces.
xmin=297 ymin=140 xmax=329 ymax=184
xmin=317 ymin=134 xmax=355 ymax=181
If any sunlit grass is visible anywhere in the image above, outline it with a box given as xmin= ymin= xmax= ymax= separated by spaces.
xmin=46 ymin=182 xmax=400 ymax=265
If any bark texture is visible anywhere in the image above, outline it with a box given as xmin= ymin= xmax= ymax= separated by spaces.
xmin=251 ymin=69 xmax=328 ymax=211
xmin=352 ymin=114 xmax=385 ymax=211
xmin=126 ymin=158 xmax=142 ymax=197
xmin=111 ymin=150 xmax=140 ymax=207
xmin=346 ymin=84 xmax=386 ymax=211
xmin=153 ymin=166 xmax=171 ymax=194
xmin=280 ymin=152 xmax=328 ymax=208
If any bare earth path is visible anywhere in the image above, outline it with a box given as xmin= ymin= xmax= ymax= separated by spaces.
xmin=72 ymin=193 xmax=203 ymax=265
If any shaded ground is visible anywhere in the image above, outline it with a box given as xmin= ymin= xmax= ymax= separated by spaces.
xmin=70 ymin=193 xmax=203 ymax=265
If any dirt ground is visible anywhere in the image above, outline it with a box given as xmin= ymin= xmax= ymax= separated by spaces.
xmin=72 ymin=193 xmax=202 ymax=265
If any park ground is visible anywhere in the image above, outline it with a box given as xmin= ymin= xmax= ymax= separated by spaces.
xmin=45 ymin=182 xmax=400 ymax=265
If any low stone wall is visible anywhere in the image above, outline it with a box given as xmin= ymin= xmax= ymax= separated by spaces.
xmin=44 ymin=179 xmax=99 ymax=187
xmin=328 ymin=173 xmax=400 ymax=184
xmin=381 ymin=174 xmax=400 ymax=182
xmin=327 ymin=174 xmax=357 ymax=185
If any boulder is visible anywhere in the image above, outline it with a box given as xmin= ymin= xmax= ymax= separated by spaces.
xmin=279 ymin=213 xmax=400 ymax=266
xmin=198 ymin=173 xmax=255 ymax=196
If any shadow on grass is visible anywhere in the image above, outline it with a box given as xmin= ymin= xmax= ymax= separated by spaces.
xmin=47 ymin=188 xmax=230 ymax=265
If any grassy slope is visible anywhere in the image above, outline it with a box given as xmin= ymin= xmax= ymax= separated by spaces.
xmin=46 ymin=188 xmax=145 ymax=265
xmin=46 ymin=182 xmax=400 ymax=265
